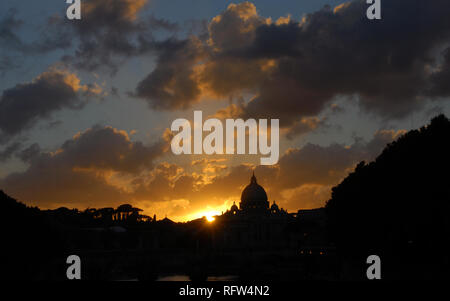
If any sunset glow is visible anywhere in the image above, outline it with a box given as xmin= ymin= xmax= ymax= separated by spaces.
xmin=1 ymin=0 xmax=449 ymax=283
xmin=197 ymin=210 xmax=222 ymax=223
xmin=0 ymin=0 xmax=449 ymax=224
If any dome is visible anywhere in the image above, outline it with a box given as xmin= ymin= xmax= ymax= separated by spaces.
xmin=240 ymin=172 xmax=269 ymax=211
xmin=230 ymin=201 xmax=239 ymax=212
xmin=270 ymin=201 xmax=279 ymax=211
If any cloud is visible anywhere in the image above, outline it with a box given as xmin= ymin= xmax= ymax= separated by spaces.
xmin=60 ymin=0 xmax=179 ymax=73
xmin=0 ymin=9 xmax=72 ymax=57
xmin=134 ymin=0 xmax=450 ymax=135
xmin=16 ymin=143 xmax=40 ymax=163
xmin=207 ymin=2 xmax=266 ymax=53
xmin=0 ymin=120 xmax=404 ymax=219
xmin=58 ymin=125 xmax=167 ymax=173
xmin=0 ymin=142 xmax=22 ymax=162
xmin=2 ymin=1 xmax=447 ymax=220
xmin=133 ymin=2 xmax=274 ymax=110
xmin=0 ymin=55 xmax=18 ymax=76
xmin=267 ymin=128 xmax=406 ymax=209
xmin=428 ymin=47 xmax=450 ymax=98
xmin=276 ymin=144 xmax=358 ymax=188
xmin=59 ymin=0 xmax=149 ymax=72
xmin=0 ymin=9 xmax=25 ymax=52
xmin=365 ymin=129 xmax=406 ymax=157
xmin=0 ymin=9 xmax=29 ymax=74
xmin=134 ymin=37 xmax=206 ymax=109
xmin=0 ymin=68 xmax=102 ymax=142
xmin=0 ymin=1 xmax=179 ymax=73
xmin=211 ymin=102 xmax=245 ymax=119
xmin=0 ymin=125 xmax=168 ymax=208
xmin=280 ymin=184 xmax=332 ymax=210
xmin=231 ymin=0 xmax=450 ymax=121
xmin=191 ymin=127 xmax=405 ymax=211
xmin=284 ymin=117 xmax=329 ymax=140
xmin=140 ymin=127 xmax=403 ymax=213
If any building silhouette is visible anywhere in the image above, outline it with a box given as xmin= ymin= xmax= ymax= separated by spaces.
xmin=214 ymin=172 xmax=297 ymax=250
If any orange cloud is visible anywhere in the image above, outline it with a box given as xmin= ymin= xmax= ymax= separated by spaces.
xmin=83 ymin=0 xmax=148 ymax=22
xmin=1 ymin=121 xmax=406 ymax=222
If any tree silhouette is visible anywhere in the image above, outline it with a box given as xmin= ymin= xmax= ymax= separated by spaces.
xmin=326 ymin=114 xmax=450 ymax=279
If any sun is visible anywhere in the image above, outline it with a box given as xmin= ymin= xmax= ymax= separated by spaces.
xmin=206 ymin=215 xmax=216 ymax=222
xmin=183 ymin=208 xmax=223 ymax=223
xmin=202 ymin=210 xmax=221 ymax=222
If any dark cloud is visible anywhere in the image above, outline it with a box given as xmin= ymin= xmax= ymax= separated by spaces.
xmin=0 ymin=125 xmax=168 ymax=207
xmin=148 ymin=14 xmax=179 ymax=32
xmin=60 ymin=0 xmax=149 ymax=72
xmin=0 ymin=68 xmax=102 ymax=142
xmin=234 ymin=0 xmax=450 ymax=121
xmin=17 ymin=143 xmax=40 ymax=163
xmin=284 ymin=117 xmax=330 ymax=140
xmin=0 ymin=1 xmax=179 ymax=73
xmin=134 ymin=37 xmax=206 ymax=109
xmin=0 ymin=55 xmax=18 ymax=76
xmin=0 ymin=142 xmax=22 ymax=162
xmin=276 ymin=143 xmax=359 ymax=189
xmin=207 ymin=2 xmax=265 ymax=53
xmin=43 ymin=120 xmax=63 ymax=130
xmin=0 ymin=9 xmax=26 ymax=73
xmin=134 ymin=1 xmax=450 ymax=137
xmin=279 ymin=184 xmax=332 ymax=210
xmin=258 ymin=129 xmax=407 ymax=209
xmin=0 ymin=9 xmax=24 ymax=51
xmin=274 ymin=129 xmax=404 ymax=208
xmin=58 ymin=125 xmax=166 ymax=173
xmin=428 ymin=47 xmax=450 ymax=97
xmin=60 ymin=0 xmax=180 ymax=73
xmin=0 ymin=9 xmax=71 ymax=56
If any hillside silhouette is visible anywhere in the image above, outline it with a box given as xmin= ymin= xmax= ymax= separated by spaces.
xmin=326 ymin=114 xmax=450 ymax=279
xmin=1 ymin=190 xmax=67 ymax=279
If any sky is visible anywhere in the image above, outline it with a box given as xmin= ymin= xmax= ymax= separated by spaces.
xmin=0 ymin=0 xmax=449 ymax=221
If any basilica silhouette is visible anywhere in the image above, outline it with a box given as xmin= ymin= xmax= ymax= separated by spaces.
xmin=213 ymin=172 xmax=311 ymax=250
